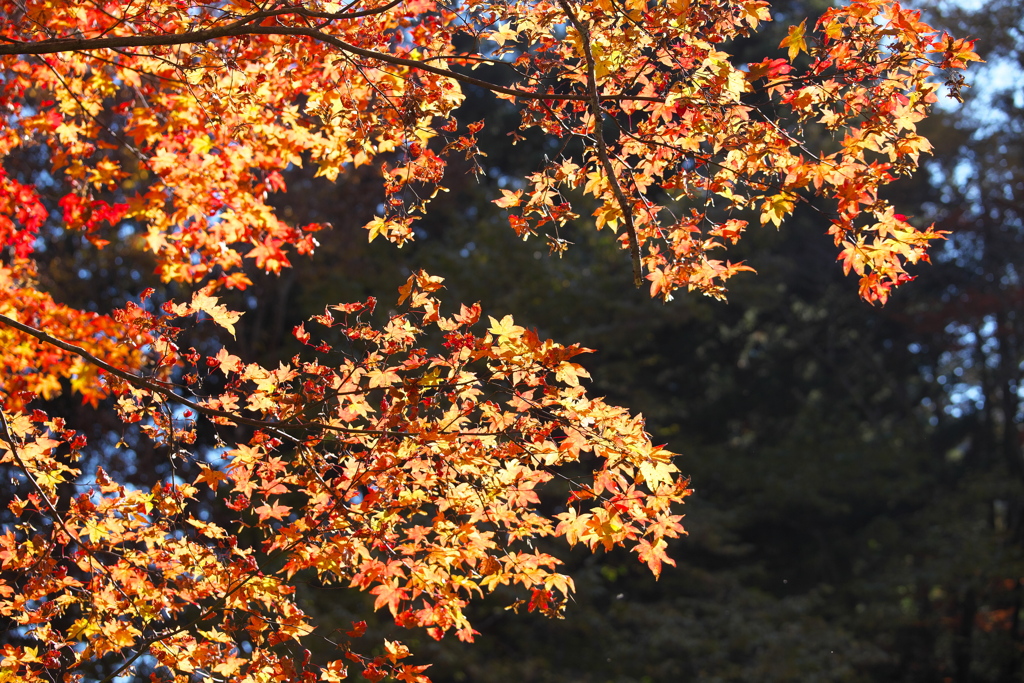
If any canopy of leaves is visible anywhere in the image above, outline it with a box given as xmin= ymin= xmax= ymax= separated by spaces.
xmin=0 ymin=0 xmax=980 ymax=681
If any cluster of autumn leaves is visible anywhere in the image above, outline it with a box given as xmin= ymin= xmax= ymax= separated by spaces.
xmin=485 ymin=0 xmax=978 ymax=302
xmin=0 ymin=0 xmax=977 ymax=680
xmin=1 ymin=269 xmax=689 ymax=682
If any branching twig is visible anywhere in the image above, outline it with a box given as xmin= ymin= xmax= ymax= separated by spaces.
xmin=0 ymin=407 xmax=141 ymax=616
xmin=556 ymin=0 xmax=643 ymax=286
xmin=0 ymin=313 xmax=505 ymax=440
xmin=0 ymin=12 xmax=663 ymax=105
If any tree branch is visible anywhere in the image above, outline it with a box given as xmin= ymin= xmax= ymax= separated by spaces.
xmin=0 ymin=407 xmax=142 ymax=615
xmin=0 ymin=15 xmax=666 ymax=105
xmin=0 ymin=313 xmax=501 ymax=440
xmin=556 ymin=0 xmax=643 ymax=287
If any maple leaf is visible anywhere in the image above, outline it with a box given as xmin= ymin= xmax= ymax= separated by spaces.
xmin=760 ymin=193 xmax=797 ymax=228
xmin=384 ymin=639 xmax=412 ymax=663
xmin=322 ymin=660 xmax=349 ymax=682
xmin=489 ymin=22 xmax=520 ymax=47
xmin=365 ymin=216 xmax=391 ymax=243
xmin=395 ymin=664 xmax=432 ymax=682
xmin=194 ymin=465 xmax=228 ymax=489
xmin=780 ymin=20 xmax=808 ymax=62
xmin=554 ymin=362 xmax=590 ymax=387
xmin=214 ymin=347 xmax=243 ymax=374
xmin=488 ymin=315 xmax=522 ymax=340
xmin=493 ymin=189 xmax=524 ymax=208
xmin=254 ymin=501 xmax=292 ymax=522
xmin=371 ymin=579 xmax=411 ymax=616
xmin=367 ymin=366 xmax=401 ymax=389
xmin=636 ymin=537 xmax=676 ymax=578
xmin=191 ymin=290 xmax=242 ymax=339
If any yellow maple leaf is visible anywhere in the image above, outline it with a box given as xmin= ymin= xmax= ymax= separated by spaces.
xmin=68 ymin=617 xmax=101 ymax=641
xmin=780 ymin=20 xmax=808 ymax=62
xmin=191 ymin=289 xmax=242 ymax=339
xmin=760 ymin=192 xmax=796 ymax=228
xmin=365 ymin=216 xmax=389 ymax=243
xmin=489 ymin=22 xmax=519 ymax=47
xmin=488 ymin=315 xmax=522 ymax=340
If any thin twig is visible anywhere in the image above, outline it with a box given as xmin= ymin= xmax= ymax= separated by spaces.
xmin=0 ymin=12 xmax=665 ymax=105
xmin=0 ymin=407 xmax=141 ymax=615
xmin=0 ymin=313 xmax=505 ymax=440
xmin=556 ymin=0 xmax=643 ymax=286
